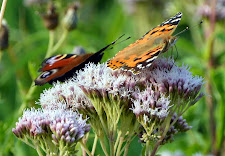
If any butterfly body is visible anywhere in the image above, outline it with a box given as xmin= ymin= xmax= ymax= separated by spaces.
xmin=107 ymin=12 xmax=182 ymax=73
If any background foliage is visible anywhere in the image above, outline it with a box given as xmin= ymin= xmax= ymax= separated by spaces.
xmin=0 ymin=0 xmax=224 ymax=155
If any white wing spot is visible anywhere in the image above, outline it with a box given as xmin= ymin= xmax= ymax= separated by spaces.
xmin=137 ymin=64 xmax=143 ymax=69
xmin=146 ymin=56 xmax=158 ymax=63
xmin=146 ymin=63 xmax=152 ymax=67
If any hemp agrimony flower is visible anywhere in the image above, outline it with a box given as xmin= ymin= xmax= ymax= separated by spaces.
xmin=39 ymin=63 xmax=140 ymax=155
xmin=131 ymin=58 xmax=204 ymax=155
xmin=36 ymin=57 xmax=204 ymax=156
xmin=12 ymin=107 xmax=90 ymax=156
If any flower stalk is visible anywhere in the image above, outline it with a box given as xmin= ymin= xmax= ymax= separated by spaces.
xmin=91 ymin=134 xmax=98 ymax=155
xmin=79 ymin=140 xmax=93 ymax=156
xmin=51 ymin=29 xmax=68 ymax=55
xmin=0 ymin=0 xmax=7 ymax=29
xmin=45 ymin=30 xmax=55 ymax=58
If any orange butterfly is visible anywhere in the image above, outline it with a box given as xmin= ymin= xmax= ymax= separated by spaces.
xmin=107 ymin=12 xmax=182 ymax=73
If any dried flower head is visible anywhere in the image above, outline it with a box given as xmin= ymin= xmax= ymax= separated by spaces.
xmin=0 ymin=19 xmax=9 ymax=50
xmin=42 ymin=3 xmax=59 ymax=30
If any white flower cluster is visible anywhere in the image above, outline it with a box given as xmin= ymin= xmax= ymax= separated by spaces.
xmin=74 ymin=63 xmax=136 ymax=98
xmin=139 ymin=57 xmax=204 ymax=98
xmin=38 ymin=80 xmax=92 ymax=109
xmin=131 ymin=86 xmax=171 ymax=120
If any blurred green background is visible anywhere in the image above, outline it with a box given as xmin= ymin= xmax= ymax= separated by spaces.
xmin=0 ymin=0 xmax=224 ymax=155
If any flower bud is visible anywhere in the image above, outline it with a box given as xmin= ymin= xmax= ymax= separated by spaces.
xmin=0 ymin=20 xmax=9 ymax=50
xmin=62 ymin=3 xmax=79 ymax=31
xmin=42 ymin=3 xmax=59 ymax=30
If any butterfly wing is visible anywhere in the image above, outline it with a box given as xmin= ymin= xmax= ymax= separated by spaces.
xmin=142 ymin=12 xmax=182 ymax=39
xmin=35 ymin=53 xmax=94 ymax=85
xmin=35 ymin=35 xmax=126 ymax=85
xmin=39 ymin=54 xmax=87 ymax=71
xmin=107 ymin=12 xmax=182 ymax=73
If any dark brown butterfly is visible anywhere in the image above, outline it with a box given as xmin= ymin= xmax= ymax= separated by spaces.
xmin=35 ymin=35 xmax=125 ymax=85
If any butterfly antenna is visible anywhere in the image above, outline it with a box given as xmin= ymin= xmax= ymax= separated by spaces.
xmin=113 ymin=36 xmax=131 ymax=46
xmin=111 ymin=34 xmax=125 ymax=45
xmin=174 ymin=20 xmax=203 ymax=37
xmin=107 ymin=36 xmax=131 ymax=51
xmin=96 ymin=35 xmax=131 ymax=54
xmin=95 ymin=34 xmax=127 ymax=54
xmin=174 ymin=27 xmax=189 ymax=37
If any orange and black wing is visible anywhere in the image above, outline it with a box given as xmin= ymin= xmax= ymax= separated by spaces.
xmin=107 ymin=12 xmax=182 ymax=73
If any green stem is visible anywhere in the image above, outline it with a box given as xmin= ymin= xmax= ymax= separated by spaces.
xmin=0 ymin=51 xmax=2 ymax=62
xmin=79 ymin=140 xmax=93 ymax=156
xmin=123 ymin=144 xmax=129 ymax=156
xmin=22 ymin=137 xmax=35 ymax=149
xmin=36 ymin=146 xmax=43 ymax=156
xmin=45 ymin=31 xmax=55 ymax=58
xmin=116 ymin=136 xmax=124 ymax=156
xmin=123 ymin=136 xmax=134 ymax=156
xmin=18 ymin=82 xmax=37 ymax=116
xmin=91 ymin=134 xmax=98 ymax=155
xmin=17 ymin=30 xmax=58 ymax=115
xmin=34 ymin=141 xmax=43 ymax=156
xmin=145 ymin=140 xmax=151 ymax=156
xmin=99 ymin=137 xmax=109 ymax=156
xmin=109 ymin=137 xmax=115 ymax=156
xmin=91 ymin=96 xmax=108 ymax=135
xmin=59 ymin=143 xmax=65 ymax=156
xmin=52 ymin=29 xmax=68 ymax=53
xmin=150 ymin=116 xmax=172 ymax=156
xmin=142 ymin=120 xmax=155 ymax=137
xmin=0 ymin=0 xmax=7 ymax=29
xmin=114 ymin=131 xmax=122 ymax=152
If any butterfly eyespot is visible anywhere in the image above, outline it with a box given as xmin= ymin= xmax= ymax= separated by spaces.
xmin=40 ymin=71 xmax=52 ymax=78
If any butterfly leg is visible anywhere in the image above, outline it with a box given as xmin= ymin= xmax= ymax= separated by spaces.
xmin=174 ymin=44 xmax=179 ymax=61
